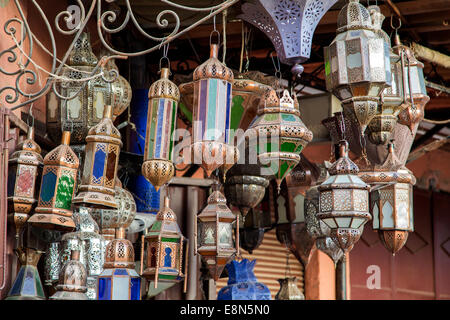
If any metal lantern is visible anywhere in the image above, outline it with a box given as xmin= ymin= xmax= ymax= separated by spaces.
xmin=5 ymin=248 xmax=46 ymax=300
xmin=50 ymin=250 xmax=88 ymax=300
xmin=195 ymin=183 xmax=238 ymax=281
xmin=44 ymin=242 xmax=61 ymax=287
xmin=247 ymin=88 xmax=313 ymax=192
xmin=140 ymin=197 xmax=186 ymax=294
xmin=190 ymin=43 xmax=238 ymax=177
xmin=46 ymin=32 xmax=110 ymax=144
xmin=217 ymin=259 xmax=271 ymax=300
xmin=324 ymin=0 xmax=391 ymax=134
xmin=7 ymin=127 xmax=43 ymax=242
xmin=103 ymin=55 xmax=132 ymax=119
xmin=28 ymin=131 xmax=79 ymax=231
xmin=317 ymin=140 xmax=371 ymax=253
xmin=275 ymin=277 xmax=304 ymax=300
xmin=97 ymin=228 xmax=141 ymax=300
xmin=141 ymin=68 xmax=179 ymax=191
xmin=73 ymin=105 xmax=121 ymax=208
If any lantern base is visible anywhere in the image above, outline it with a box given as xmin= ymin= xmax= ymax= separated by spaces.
xmin=141 ymin=159 xmax=175 ymax=191
xmin=198 ymin=253 xmax=235 ymax=281
xmin=367 ymin=114 xmax=397 ymax=145
xmin=378 ymin=230 xmax=409 ymax=255
xmin=50 ymin=291 xmax=89 ymax=300
xmin=73 ymin=190 xmax=117 ymax=209
xmin=191 ymin=141 xmax=234 ymax=177
xmin=28 ymin=213 xmax=76 ymax=231
xmin=330 ymin=227 xmax=362 ymax=254
xmin=342 ymin=97 xmax=379 ymax=134
xmin=316 ymin=237 xmax=344 ymax=266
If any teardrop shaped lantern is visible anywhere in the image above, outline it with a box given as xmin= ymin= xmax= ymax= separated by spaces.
xmin=324 ymin=0 xmax=391 ymax=134
xmin=247 ymin=88 xmax=313 ymax=191
xmin=28 ymin=131 xmax=79 ymax=231
xmin=7 ymin=127 xmax=43 ymax=242
xmin=196 ymin=182 xmax=238 ymax=281
xmin=142 ymin=68 xmax=179 ymax=191
xmin=190 ymin=43 xmax=238 ymax=177
xmin=73 ymin=105 xmax=122 ymax=208
xmin=317 ymin=140 xmax=371 ymax=253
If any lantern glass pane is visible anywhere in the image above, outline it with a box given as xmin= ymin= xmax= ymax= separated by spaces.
xmin=396 ymin=187 xmax=410 ymax=229
xmin=354 ymin=189 xmax=369 ymax=211
xmin=98 ymin=277 xmax=111 ymax=300
xmin=293 ymin=194 xmax=305 ymax=223
xmin=335 ymin=217 xmax=352 ymax=227
xmin=384 ymin=43 xmax=392 ymax=86
xmin=333 ymin=189 xmax=352 ymax=210
xmin=93 ymin=92 xmax=105 ymax=120
xmin=113 ymin=276 xmax=130 ymax=300
xmin=351 ymin=217 xmax=366 ymax=229
xmin=381 ymin=201 xmax=394 ymax=228
xmin=130 ymin=277 xmax=141 ymax=300
xmin=200 ymin=222 xmax=216 ymax=246
xmin=277 ymin=196 xmax=289 ymax=224
xmin=67 ymin=90 xmax=82 ymax=119
xmin=409 ymin=187 xmax=414 ymax=232
xmin=323 ymin=218 xmax=337 ymax=229
xmin=373 ymin=202 xmax=379 ymax=229
xmin=335 ymin=175 xmax=351 ymax=183
xmin=218 ymin=222 xmax=233 ymax=247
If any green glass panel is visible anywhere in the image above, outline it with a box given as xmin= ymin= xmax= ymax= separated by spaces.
xmin=280 ymin=142 xmax=296 ymax=153
xmin=257 ymin=142 xmax=272 ymax=154
xmin=161 ymin=237 xmax=180 ymax=243
xmin=35 ymin=274 xmax=45 ymax=298
xmin=230 ymin=95 xmax=244 ymax=132
xmin=55 ymin=174 xmax=75 ymax=210
xmin=281 ymin=114 xmax=296 ymax=122
xmin=264 ymin=113 xmax=278 ymax=121
xmin=178 ymin=102 xmax=192 ymax=123
xmin=295 ymin=145 xmax=304 ymax=154
xmin=325 ymin=58 xmax=331 ymax=76
xmin=150 ymin=220 xmax=161 ymax=231
xmin=278 ymin=161 xmax=290 ymax=179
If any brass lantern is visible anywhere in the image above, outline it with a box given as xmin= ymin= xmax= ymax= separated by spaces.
xmin=28 ymin=131 xmax=79 ymax=231
xmin=73 ymin=105 xmax=121 ymax=208
xmin=140 ymin=197 xmax=187 ymax=295
xmin=142 ymin=68 xmax=179 ymax=191
xmin=275 ymin=277 xmax=305 ymax=300
xmin=104 ymin=55 xmax=132 ymax=119
xmin=317 ymin=140 xmax=371 ymax=253
xmin=7 ymin=127 xmax=43 ymax=242
xmin=324 ymin=0 xmax=391 ymax=134
xmin=195 ymin=182 xmax=238 ymax=281
xmin=190 ymin=42 xmax=238 ymax=177
xmin=247 ymin=88 xmax=313 ymax=192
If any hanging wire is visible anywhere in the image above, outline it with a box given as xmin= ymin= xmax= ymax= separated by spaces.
xmin=270 ymin=52 xmax=282 ymax=97
xmin=222 ymin=9 xmax=227 ymax=64
xmin=27 ymin=103 xmax=35 ymax=128
xmin=282 ymin=233 xmax=292 ymax=278
xmin=159 ymin=41 xmax=171 ymax=74
xmin=209 ymin=9 xmax=221 ymax=47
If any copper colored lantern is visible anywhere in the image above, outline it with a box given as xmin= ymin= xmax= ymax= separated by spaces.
xmin=73 ymin=105 xmax=121 ymax=208
xmin=28 ymin=131 xmax=79 ymax=231
xmin=275 ymin=277 xmax=305 ymax=300
xmin=195 ymin=182 xmax=238 ymax=281
xmin=103 ymin=55 xmax=132 ymax=119
xmin=142 ymin=68 xmax=179 ymax=191
xmin=7 ymin=127 xmax=43 ymax=243
xmin=317 ymin=140 xmax=371 ymax=253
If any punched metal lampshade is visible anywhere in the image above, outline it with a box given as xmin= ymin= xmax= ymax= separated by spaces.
xmin=275 ymin=277 xmax=304 ymax=300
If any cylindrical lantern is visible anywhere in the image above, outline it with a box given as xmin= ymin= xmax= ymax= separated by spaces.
xmin=50 ymin=250 xmax=88 ymax=300
xmin=196 ymin=183 xmax=238 ymax=281
xmin=190 ymin=43 xmax=238 ymax=177
xmin=73 ymin=105 xmax=121 ymax=208
xmin=7 ymin=127 xmax=43 ymax=242
xmin=141 ymin=68 xmax=179 ymax=191
xmin=140 ymin=197 xmax=186 ymax=294
xmin=247 ymin=88 xmax=313 ymax=192
xmin=28 ymin=131 xmax=79 ymax=231
xmin=317 ymin=140 xmax=371 ymax=253
xmin=275 ymin=277 xmax=304 ymax=300
xmin=97 ymin=228 xmax=141 ymax=300
xmin=324 ymin=0 xmax=391 ymax=134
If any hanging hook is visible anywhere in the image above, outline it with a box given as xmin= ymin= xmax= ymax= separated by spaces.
xmin=159 ymin=42 xmax=171 ymax=75
xmin=390 ymin=14 xmax=402 ymax=33
xmin=209 ymin=9 xmax=221 ymax=47
xmin=27 ymin=103 xmax=35 ymax=128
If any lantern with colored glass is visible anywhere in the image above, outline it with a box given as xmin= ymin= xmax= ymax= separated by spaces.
xmin=28 ymin=131 xmax=79 ymax=231
xmin=195 ymin=182 xmax=238 ymax=281
xmin=97 ymin=228 xmax=141 ymax=300
xmin=324 ymin=0 xmax=391 ymax=134
xmin=7 ymin=127 xmax=43 ymax=243
xmin=73 ymin=105 xmax=121 ymax=208
xmin=142 ymin=68 xmax=179 ymax=191
xmin=317 ymin=140 xmax=371 ymax=253
xmin=140 ymin=197 xmax=187 ymax=296
xmin=190 ymin=41 xmax=238 ymax=177
xmin=247 ymin=88 xmax=313 ymax=192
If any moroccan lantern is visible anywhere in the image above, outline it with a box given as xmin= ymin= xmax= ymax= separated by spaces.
xmin=247 ymin=88 xmax=313 ymax=192
xmin=103 ymin=55 xmax=132 ymax=119
xmin=317 ymin=140 xmax=371 ymax=253
xmin=97 ymin=227 xmax=141 ymax=300
xmin=195 ymin=182 xmax=238 ymax=281
xmin=50 ymin=250 xmax=88 ymax=300
xmin=141 ymin=68 xmax=179 ymax=191
xmin=276 ymin=277 xmax=304 ymax=300
xmin=7 ymin=127 xmax=43 ymax=243
xmin=44 ymin=242 xmax=61 ymax=287
xmin=46 ymin=32 xmax=111 ymax=144
xmin=140 ymin=196 xmax=187 ymax=297
xmin=28 ymin=131 xmax=79 ymax=231
xmin=5 ymin=248 xmax=46 ymax=300
xmin=324 ymin=0 xmax=391 ymax=134
xmin=217 ymin=259 xmax=271 ymax=300
xmin=73 ymin=105 xmax=121 ymax=208
xmin=190 ymin=42 xmax=238 ymax=177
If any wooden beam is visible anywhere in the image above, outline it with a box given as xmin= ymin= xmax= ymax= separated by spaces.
xmin=407 ymin=136 xmax=450 ymax=163
xmin=425 ymin=96 xmax=450 ymax=111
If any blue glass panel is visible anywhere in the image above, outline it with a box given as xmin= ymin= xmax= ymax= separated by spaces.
xmin=92 ymin=146 xmax=106 ymax=180
xmin=21 ymin=268 xmax=36 ymax=295
xmin=40 ymin=170 xmax=57 ymax=202
xmin=98 ymin=277 xmax=111 ymax=300
xmin=154 ymin=99 xmax=165 ymax=158
xmin=114 ymin=269 xmax=129 ymax=276
xmin=9 ymin=267 xmax=25 ymax=295
xmin=130 ymin=277 xmax=141 ymax=300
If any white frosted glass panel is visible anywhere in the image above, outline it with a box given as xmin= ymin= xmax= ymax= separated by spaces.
xmin=372 ymin=203 xmax=379 ymax=229
xmin=323 ymin=218 xmax=337 ymax=229
xmin=277 ymin=196 xmax=289 ymax=224
xmin=293 ymin=194 xmax=305 ymax=223
xmin=113 ymin=277 xmax=130 ymax=300
xmin=335 ymin=175 xmax=351 ymax=184
xmin=351 ymin=217 xmax=365 ymax=229
xmin=94 ymin=92 xmax=105 ymax=119
xmin=335 ymin=217 xmax=352 ymax=228
xmin=67 ymin=93 xmax=82 ymax=119
xmin=347 ymin=52 xmax=362 ymax=68
xmin=381 ymin=202 xmax=394 ymax=228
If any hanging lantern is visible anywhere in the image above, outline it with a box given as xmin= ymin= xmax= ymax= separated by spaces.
xmin=73 ymin=105 xmax=121 ymax=208
xmin=5 ymin=248 xmax=46 ymax=300
xmin=275 ymin=277 xmax=304 ymax=300
xmin=103 ymin=55 xmax=132 ymax=119
xmin=324 ymin=0 xmax=391 ymax=134
xmin=140 ymin=197 xmax=187 ymax=297
xmin=317 ymin=140 xmax=371 ymax=253
xmin=189 ymin=42 xmax=238 ymax=177
xmin=50 ymin=250 xmax=88 ymax=300
xmin=7 ymin=127 xmax=43 ymax=243
xmin=195 ymin=183 xmax=238 ymax=281
xmin=97 ymin=227 xmax=141 ymax=300
xmin=44 ymin=242 xmax=61 ymax=287
xmin=28 ymin=131 xmax=79 ymax=231
xmin=217 ymin=259 xmax=271 ymax=300
xmin=141 ymin=68 xmax=179 ymax=191
xmin=247 ymin=88 xmax=313 ymax=192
